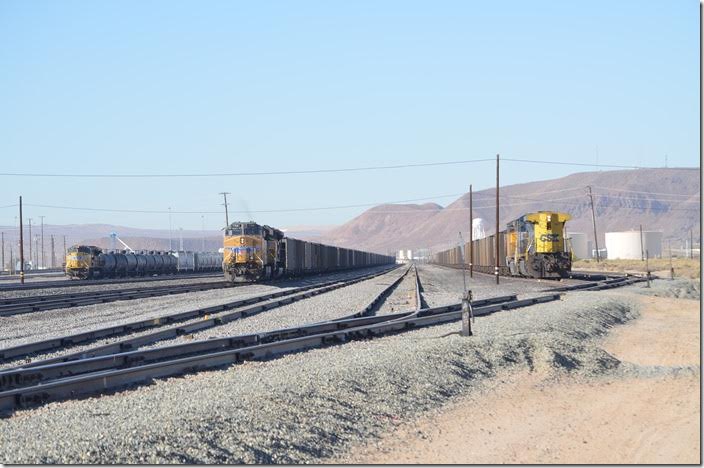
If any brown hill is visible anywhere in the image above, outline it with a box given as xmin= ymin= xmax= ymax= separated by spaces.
xmin=317 ymin=168 xmax=700 ymax=254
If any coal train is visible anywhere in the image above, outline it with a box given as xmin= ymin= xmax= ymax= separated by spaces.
xmin=433 ymin=211 xmax=572 ymax=279
xmin=65 ymin=246 xmax=221 ymax=279
xmin=222 ymin=221 xmax=394 ymax=283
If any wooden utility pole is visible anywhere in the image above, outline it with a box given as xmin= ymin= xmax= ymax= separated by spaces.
xmin=28 ymin=218 xmax=32 ymax=270
xmin=587 ymin=186 xmax=600 ymax=262
xmin=51 ymin=235 xmax=56 ymax=269
xmin=639 ymin=224 xmax=644 ymax=261
xmin=39 ymin=215 xmax=45 ymax=269
xmin=1 ymin=232 xmax=4 ymax=273
xmin=19 ymin=196 xmax=24 ymax=284
xmin=469 ymin=184 xmax=473 ymax=278
xmin=495 ymin=154 xmax=500 ymax=284
xmin=219 ymin=192 xmax=231 ymax=228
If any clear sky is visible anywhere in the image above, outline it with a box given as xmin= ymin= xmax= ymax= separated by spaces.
xmin=0 ymin=0 xmax=699 ymax=232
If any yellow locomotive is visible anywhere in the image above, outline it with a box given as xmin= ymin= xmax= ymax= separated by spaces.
xmin=434 ymin=211 xmax=573 ymax=279
xmin=222 ymin=221 xmax=285 ymax=282
xmin=65 ymin=245 xmax=103 ymax=279
xmin=505 ymin=211 xmax=572 ymax=278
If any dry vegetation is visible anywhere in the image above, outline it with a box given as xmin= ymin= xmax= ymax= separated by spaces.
xmin=574 ymin=257 xmax=701 ymax=279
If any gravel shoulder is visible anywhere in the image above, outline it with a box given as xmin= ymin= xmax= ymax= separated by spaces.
xmin=0 ymin=271 xmax=679 ymax=463
xmin=337 ymin=284 xmax=701 ymax=464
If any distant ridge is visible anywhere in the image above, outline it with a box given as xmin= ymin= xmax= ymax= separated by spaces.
xmin=314 ymin=168 xmax=700 ymax=254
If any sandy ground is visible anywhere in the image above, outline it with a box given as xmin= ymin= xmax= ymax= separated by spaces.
xmin=339 ymin=293 xmax=701 ymax=464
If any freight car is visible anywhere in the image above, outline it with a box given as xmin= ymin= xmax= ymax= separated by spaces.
xmin=64 ymin=246 xmax=221 ymax=279
xmin=433 ymin=211 xmax=572 ymax=279
xmin=222 ymin=221 xmax=394 ymax=283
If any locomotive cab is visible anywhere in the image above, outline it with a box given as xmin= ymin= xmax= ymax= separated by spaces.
xmin=65 ymin=245 xmax=103 ymax=279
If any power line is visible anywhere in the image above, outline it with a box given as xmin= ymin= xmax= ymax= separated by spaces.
xmin=22 ymin=193 xmax=466 ymax=215
xmin=0 ymin=157 xmax=676 ymax=178
xmin=9 ymin=188 xmax=700 ymax=217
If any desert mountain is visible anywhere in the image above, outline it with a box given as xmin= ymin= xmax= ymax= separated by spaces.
xmin=316 ymin=168 xmax=700 ymax=254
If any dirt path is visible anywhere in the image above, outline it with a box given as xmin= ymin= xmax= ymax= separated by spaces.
xmin=337 ymin=294 xmax=701 ymax=464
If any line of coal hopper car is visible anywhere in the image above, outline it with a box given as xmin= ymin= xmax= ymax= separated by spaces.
xmin=433 ymin=211 xmax=573 ymax=279
xmin=222 ymin=221 xmax=395 ymax=283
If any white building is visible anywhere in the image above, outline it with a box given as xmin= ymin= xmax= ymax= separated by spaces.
xmin=566 ymin=232 xmax=589 ymax=259
xmin=605 ymin=231 xmax=663 ymax=260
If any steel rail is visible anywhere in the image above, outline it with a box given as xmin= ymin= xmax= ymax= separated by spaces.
xmin=0 ymin=295 xmax=518 ymax=392
xmin=0 ymin=271 xmax=224 ymax=291
xmin=0 ymin=281 xmax=233 ymax=316
xmin=0 ymin=294 xmax=555 ymax=413
xmin=413 ymin=264 xmax=423 ymax=311
xmin=0 ymin=266 xmax=399 ymax=363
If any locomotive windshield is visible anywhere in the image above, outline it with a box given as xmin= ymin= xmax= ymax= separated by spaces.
xmin=227 ymin=222 xmax=262 ymax=236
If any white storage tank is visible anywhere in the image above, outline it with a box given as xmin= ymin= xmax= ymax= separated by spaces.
xmin=566 ymin=232 xmax=589 ymax=259
xmin=472 ymin=218 xmax=486 ymax=240
xmin=605 ymin=231 xmax=662 ymax=260
xmin=406 ymin=249 xmax=413 ymax=261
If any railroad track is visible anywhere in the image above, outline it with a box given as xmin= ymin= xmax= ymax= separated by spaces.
xmin=0 ymin=264 xmax=648 ymax=414
xmin=0 ymin=271 xmax=224 ymax=292
xmin=0 ymin=290 xmax=555 ymax=414
xmin=0 ymin=266 xmax=400 ymax=363
xmin=0 ymin=280 xmax=233 ymax=316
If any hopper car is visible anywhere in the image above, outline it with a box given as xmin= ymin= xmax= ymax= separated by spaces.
xmin=433 ymin=211 xmax=572 ymax=279
xmin=65 ymin=246 xmax=221 ymax=279
xmin=222 ymin=221 xmax=394 ymax=283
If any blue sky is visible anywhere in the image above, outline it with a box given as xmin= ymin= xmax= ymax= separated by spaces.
xmin=0 ymin=0 xmax=699 ymax=232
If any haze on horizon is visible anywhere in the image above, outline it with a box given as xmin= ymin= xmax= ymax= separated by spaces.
xmin=0 ymin=0 xmax=699 ymax=233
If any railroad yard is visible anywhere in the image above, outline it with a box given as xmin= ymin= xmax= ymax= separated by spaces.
xmin=0 ymin=262 xmax=698 ymax=464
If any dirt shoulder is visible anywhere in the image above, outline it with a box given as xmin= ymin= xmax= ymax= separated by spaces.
xmin=337 ymin=293 xmax=701 ymax=464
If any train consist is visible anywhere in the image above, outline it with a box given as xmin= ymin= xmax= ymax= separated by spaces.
xmin=434 ymin=211 xmax=572 ymax=279
xmin=65 ymin=246 xmax=221 ymax=279
xmin=222 ymin=221 xmax=394 ymax=283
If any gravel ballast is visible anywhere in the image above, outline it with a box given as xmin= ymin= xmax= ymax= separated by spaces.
xmin=0 ymin=266 xmax=397 ymax=368
xmin=0 ymin=282 xmax=680 ymax=464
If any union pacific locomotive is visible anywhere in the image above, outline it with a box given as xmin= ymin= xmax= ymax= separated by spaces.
xmin=65 ymin=246 xmax=221 ymax=279
xmin=433 ymin=211 xmax=572 ymax=279
xmin=222 ymin=221 xmax=394 ymax=283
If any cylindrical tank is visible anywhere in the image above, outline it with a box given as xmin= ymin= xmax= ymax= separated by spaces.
xmin=124 ymin=252 xmax=138 ymax=275
xmin=605 ymin=231 xmax=663 ymax=259
xmin=472 ymin=218 xmax=487 ymax=240
xmin=135 ymin=253 xmax=147 ymax=275
xmin=152 ymin=251 xmax=164 ymax=273
xmin=567 ymin=232 xmax=589 ymax=259
xmin=113 ymin=252 xmax=128 ymax=276
xmin=101 ymin=253 xmax=117 ymax=277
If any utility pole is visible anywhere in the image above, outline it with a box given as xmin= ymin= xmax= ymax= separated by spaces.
xmin=168 ymin=207 xmax=173 ymax=252
xmin=201 ymin=215 xmax=206 ymax=251
xmin=1 ymin=232 xmax=4 ymax=273
xmin=639 ymin=224 xmax=644 ymax=261
xmin=179 ymin=227 xmax=183 ymax=251
xmin=51 ymin=235 xmax=55 ymax=269
xmin=34 ymin=235 xmax=39 ymax=268
xmin=690 ymin=229 xmax=694 ymax=259
xmin=219 ymin=192 xmax=231 ymax=228
xmin=28 ymin=218 xmax=32 ymax=270
xmin=469 ymin=184 xmax=473 ymax=278
xmin=587 ymin=186 xmax=600 ymax=262
xmin=39 ymin=215 xmax=45 ymax=269
xmin=495 ymin=154 xmax=500 ymax=284
xmin=19 ymin=196 xmax=24 ymax=284
xmin=668 ymin=239 xmax=674 ymax=280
